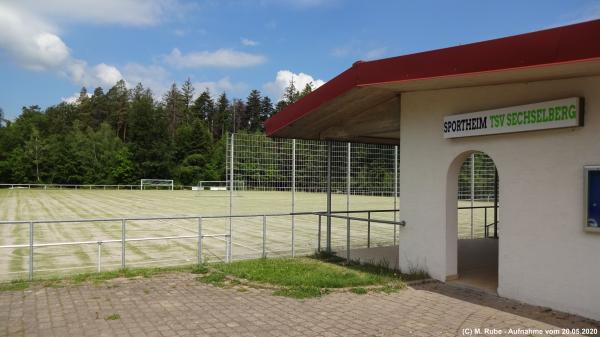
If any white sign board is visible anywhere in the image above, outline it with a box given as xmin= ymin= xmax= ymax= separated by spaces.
xmin=443 ymin=97 xmax=583 ymax=138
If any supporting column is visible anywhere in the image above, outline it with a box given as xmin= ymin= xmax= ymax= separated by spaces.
xmin=326 ymin=141 xmax=332 ymax=253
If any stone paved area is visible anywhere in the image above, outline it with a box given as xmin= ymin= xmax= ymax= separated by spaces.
xmin=0 ymin=273 xmax=598 ymax=337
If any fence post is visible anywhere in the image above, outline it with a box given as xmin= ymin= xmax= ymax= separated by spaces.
xmin=197 ymin=217 xmax=203 ymax=265
xmin=484 ymin=207 xmax=488 ymax=238
xmin=470 ymin=152 xmax=475 ymax=239
xmin=367 ymin=212 xmax=371 ymax=248
xmin=326 ymin=141 xmax=332 ymax=252
xmin=346 ymin=142 xmax=351 ymax=262
xmin=292 ymin=139 xmax=296 ymax=258
xmin=494 ymin=169 xmax=499 ymax=238
xmin=317 ymin=214 xmax=322 ymax=252
xmin=29 ymin=221 xmax=33 ymax=281
xmin=97 ymin=241 xmax=102 ymax=272
xmin=229 ymin=133 xmax=234 ymax=260
xmin=394 ymin=146 xmax=398 ymax=245
xmin=121 ymin=219 xmax=126 ymax=269
xmin=346 ymin=219 xmax=351 ymax=262
xmin=262 ymin=215 xmax=267 ymax=258
xmin=226 ymin=235 xmax=231 ymax=263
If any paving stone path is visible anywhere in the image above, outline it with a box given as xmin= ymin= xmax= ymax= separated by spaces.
xmin=0 ymin=273 xmax=598 ymax=336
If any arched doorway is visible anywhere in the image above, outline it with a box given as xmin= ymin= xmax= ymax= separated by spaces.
xmin=447 ymin=151 xmax=499 ymax=293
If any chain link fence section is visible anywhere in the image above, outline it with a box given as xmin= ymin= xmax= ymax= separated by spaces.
xmin=227 ymin=133 xmax=397 ymax=196
xmin=223 ymin=133 xmax=399 ymax=252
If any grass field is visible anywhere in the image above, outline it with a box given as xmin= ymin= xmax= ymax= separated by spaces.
xmin=0 ymin=189 xmax=494 ymax=281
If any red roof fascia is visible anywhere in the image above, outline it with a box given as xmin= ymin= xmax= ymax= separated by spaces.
xmin=265 ymin=19 xmax=600 ymax=136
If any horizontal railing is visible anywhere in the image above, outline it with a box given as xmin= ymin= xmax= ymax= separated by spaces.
xmin=0 ymin=183 xmax=195 ymax=190
xmin=457 ymin=205 xmax=498 ymax=239
xmin=0 ymin=209 xmax=405 ymax=281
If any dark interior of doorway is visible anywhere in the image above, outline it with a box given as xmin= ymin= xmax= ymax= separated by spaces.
xmin=452 ymin=152 xmax=499 ymax=293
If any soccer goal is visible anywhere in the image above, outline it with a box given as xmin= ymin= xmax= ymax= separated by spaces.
xmin=196 ymin=180 xmax=245 ymax=191
xmin=140 ymin=179 xmax=174 ymax=190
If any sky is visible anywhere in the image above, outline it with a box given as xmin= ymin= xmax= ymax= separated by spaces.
xmin=1 ymin=0 xmax=599 ymax=119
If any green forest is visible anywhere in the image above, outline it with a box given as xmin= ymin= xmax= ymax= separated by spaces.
xmin=0 ymin=79 xmax=313 ymax=186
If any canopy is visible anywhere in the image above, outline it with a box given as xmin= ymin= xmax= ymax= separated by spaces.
xmin=265 ymin=19 xmax=600 ymax=145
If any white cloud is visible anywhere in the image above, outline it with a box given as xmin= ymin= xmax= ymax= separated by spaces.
xmin=194 ymin=77 xmax=247 ymax=97
xmin=9 ymin=0 xmax=186 ymax=27
xmin=264 ymin=70 xmax=325 ymax=101
xmin=61 ymin=91 xmax=91 ymax=104
xmin=0 ymin=4 xmax=69 ymax=71
xmin=164 ymin=48 xmax=266 ymax=68
xmin=94 ymin=64 xmax=124 ymax=87
xmin=241 ymin=38 xmax=259 ymax=46
xmin=0 ymin=2 xmax=127 ymax=90
xmin=121 ymin=63 xmax=171 ymax=96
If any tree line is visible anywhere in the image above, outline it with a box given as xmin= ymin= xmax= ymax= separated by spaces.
xmin=0 ymin=79 xmax=314 ymax=185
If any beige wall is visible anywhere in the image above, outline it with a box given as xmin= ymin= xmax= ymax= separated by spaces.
xmin=398 ymin=75 xmax=600 ymax=320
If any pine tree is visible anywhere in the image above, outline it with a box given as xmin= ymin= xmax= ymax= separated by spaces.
xmin=181 ymin=78 xmax=195 ymax=124
xmin=214 ymin=93 xmax=230 ymax=139
xmin=259 ymin=96 xmax=274 ymax=129
xmin=245 ymin=89 xmax=262 ymax=131
xmin=232 ymin=99 xmax=246 ymax=133
xmin=90 ymin=87 xmax=108 ymax=130
xmin=163 ymin=83 xmax=185 ymax=138
xmin=77 ymin=87 xmax=91 ymax=129
xmin=283 ymin=79 xmax=300 ymax=105
xmin=191 ymin=89 xmax=215 ymax=126
xmin=300 ymin=82 xmax=314 ymax=98
xmin=106 ymin=80 xmax=129 ymax=141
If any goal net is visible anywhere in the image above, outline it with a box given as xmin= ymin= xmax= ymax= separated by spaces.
xmin=196 ymin=180 xmax=245 ymax=192
xmin=140 ymin=179 xmax=174 ymax=190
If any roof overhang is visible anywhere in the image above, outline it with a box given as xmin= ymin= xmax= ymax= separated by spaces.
xmin=265 ymin=19 xmax=600 ymax=144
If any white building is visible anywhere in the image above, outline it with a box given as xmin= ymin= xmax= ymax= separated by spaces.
xmin=265 ymin=19 xmax=600 ymax=321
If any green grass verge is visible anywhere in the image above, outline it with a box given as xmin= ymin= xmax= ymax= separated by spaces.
xmin=201 ymin=255 xmax=416 ymax=298
xmin=350 ymin=287 xmax=368 ymax=295
xmin=0 ymin=254 xmax=426 ymax=302
xmin=0 ymin=280 xmax=29 ymax=292
xmin=196 ymin=272 xmax=226 ymax=286
xmin=212 ymin=257 xmax=398 ymax=289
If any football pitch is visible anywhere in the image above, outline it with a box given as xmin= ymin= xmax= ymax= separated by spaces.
xmin=0 ymin=189 xmax=494 ymax=280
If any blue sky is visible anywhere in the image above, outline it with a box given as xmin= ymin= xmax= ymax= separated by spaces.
xmin=1 ymin=0 xmax=599 ymax=119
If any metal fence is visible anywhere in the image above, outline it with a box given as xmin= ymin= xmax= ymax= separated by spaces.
xmin=227 ymin=133 xmax=398 ymax=196
xmin=224 ymin=133 xmax=400 ymax=247
xmin=0 ymin=209 xmax=404 ymax=281
xmin=0 ymin=183 xmax=193 ymax=190
xmin=457 ymin=152 xmax=499 ymax=239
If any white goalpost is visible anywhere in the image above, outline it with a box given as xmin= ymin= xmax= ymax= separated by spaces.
xmin=140 ymin=179 xmax=174 ymax=190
